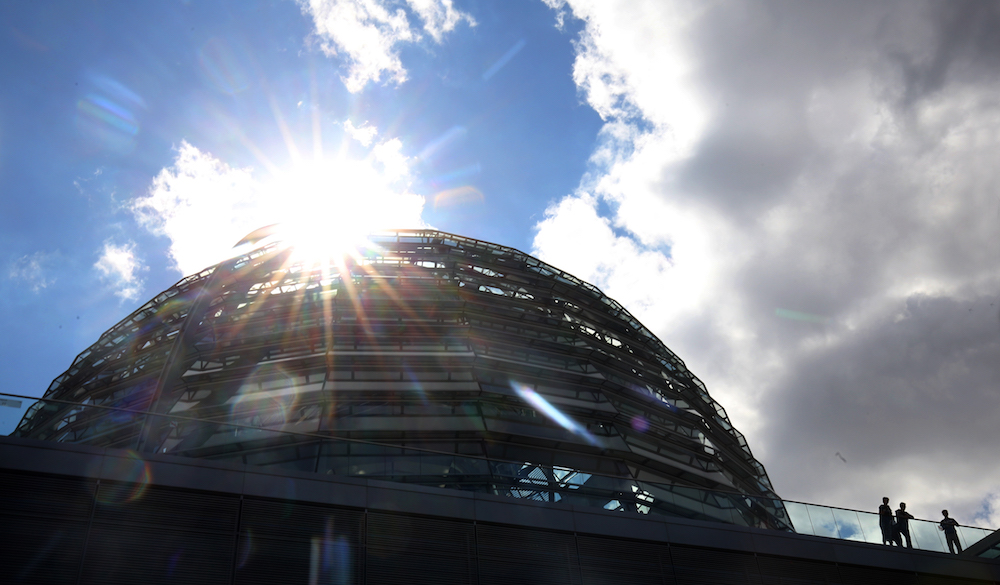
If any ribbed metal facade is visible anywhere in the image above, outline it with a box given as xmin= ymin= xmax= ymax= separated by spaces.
xmin=14 ymin=230 xmax=782 ymax=526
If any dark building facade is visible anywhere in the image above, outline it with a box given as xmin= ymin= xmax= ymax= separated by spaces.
xmin=3 ymin=436 xmax=999 ymax=585
xmin=14 ymin=229 xmax=783 ymax=527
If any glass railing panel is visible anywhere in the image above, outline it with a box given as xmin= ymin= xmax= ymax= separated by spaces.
xmin=638 ymin=480 xmax=680 ymax=516
xmin=784 ymin=501 xmax=814 ymax=535
xmin=698 ymin=491 xmax=741 ymax=525
xmin=0 ymin=396 xmax=34 ymax=436
xmin=729 ymin=495 xmax=758 ymax=527
xmin=805 ymin=503 xmax=840 ymax=538
xmin=831 ymin=508 xmax=866 ymax=542
xmin=452 ymin=455 xmax=491 ymax=478
xmin=972 ymin=527 xmax=993 ymax=543
xmin=958 ymin=525 xmax=992 ymax=551
xmin=855 ymin=511 xmax=882 ymax=544
xmin=418 ymin=454 xmax=461 ymax=480
xmin=670 ymin=485 xmax=709 ymax=521
xmin=581 ymin=472 xmax=631 ymax=493
xmin=911 ymin=518 xmax=947 ymax=552
xmin=244 ymin=442 xmax=321 ymax=474
xmin=381 ymin=451 xmax=426 ymax=478
xmin=84 ymin=408 xmax=146 ymax=451
xmin=747 ymin=496 xmax=791 ymax=530
xmin=222 ymin=424 xmax=274 ymax=446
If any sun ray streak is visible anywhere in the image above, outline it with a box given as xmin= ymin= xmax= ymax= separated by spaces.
xmin=309 ymin=60 xmax=323 ymax=161
xmin=513 ymin=383 xmax=600 ymax=447
xmin=256 ymin=70 xmax=302 ymax=164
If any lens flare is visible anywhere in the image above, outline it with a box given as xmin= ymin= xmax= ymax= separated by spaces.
xmin=198 ymin=37 xmax=249 ymax=95
xmin=403 ymin=367 xmax=430 ymax=405
xmin=230 ymin=365 xmax=301 ymax=429
xmin=418 ymin=126 xmax=466 ymax=162
xmin=512 ymin=383 xmax=600 ymax=446
xmin=75 ymin=74 xmax=144 ymax=154
xmin=774 ymin=308 xmax=830 ymax=324
xmin=309 ymin=517 xmax=353 ymax=585
xmin=482 ymin=39 xmax=526 ymax=81
xmin=631 ymin=415 xmax=649 ymax=433
xmin=237 ymin=529 xmax=254 ymax=569
xmin=433 ymin=185 xmax=484 ymax=208
xmin=96 ymin=450 xmax=152 ymax=504
xmin=167 ymin=549 xmax=184 ymax=577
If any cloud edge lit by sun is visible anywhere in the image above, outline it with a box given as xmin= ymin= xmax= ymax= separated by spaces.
xmin=132 ymin=125 xmax=428 ymax=276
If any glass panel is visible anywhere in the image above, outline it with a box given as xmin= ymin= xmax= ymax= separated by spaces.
xmin=747 ymin=496 xmax=791 ymax=530
xmin=383 ymin=453 xmax=423 ymax=478
xmin=911 ymin=519 xmax=947 ymax=553
xmin=671 ymin=486 xmax=707 ymax=520
xmin=958 ymin=526 xmax=991 ymax=551
xmin=91 ymin=409 xmax=146 ymax=451
xmin=784 ymin=502 xmax=814 ymax=535
xmin=832 ymin=508 xmax=865 ymax=542
xmin=0 ymin=396 xmax=32 ymax=435
xmin=980 ymin=546 xmax=1000 ymax=559
xmin=349 ymin=456 xmax=387 ymax=477
xmin=700 ymin=492 xmax=740 ymax=525
xmin=640 ymin=481 xmax=679 ymax=516
xmin=805 ymin=504 xmax=839 ymax=538
xmin=856 ymin=511 xmax=883 ymax=544
xmin=451 ymin=455 xmax=489 ymax=478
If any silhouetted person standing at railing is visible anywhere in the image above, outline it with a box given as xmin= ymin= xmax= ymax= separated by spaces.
xmin=879 ymin=497 xmax=895 ymax=545
xmin=896 ymin=503 xmax=914 ymax=548
xmin=940 ymin=510 xmax=962 ymax=553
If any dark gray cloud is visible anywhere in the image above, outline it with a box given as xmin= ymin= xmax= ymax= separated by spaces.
xmin=670 ymin=1 xmax=1000 ymax=218
xmin=895 ymin=1 xmax=1000 ymax=106
xmin=762 ymin=293 xmax=1000 ymax=514
xmin=670 ymin=1 xmax=889 ymax=215
xmin=675 ymin=104 xmax=814 ymax=214
xmin=535 ymin=0 xmax=1000 ymax=523
xmin=670 ymin=1 xmax=1000 ymax=513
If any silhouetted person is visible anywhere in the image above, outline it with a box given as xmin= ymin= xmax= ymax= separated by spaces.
xmin=896 ymin=503 xmax=914 ymax=548
xmin=879 ymin=497 xmax=895 ymax=545
xmin=940 ymin=510 xmax=962 ymax=554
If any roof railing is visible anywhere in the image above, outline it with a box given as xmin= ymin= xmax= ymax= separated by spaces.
xmin=1 ymin=391 xmax=993 ymax=555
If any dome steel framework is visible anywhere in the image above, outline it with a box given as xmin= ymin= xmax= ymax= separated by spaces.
xmin=15 ymin=230 xmax=787 ymax=528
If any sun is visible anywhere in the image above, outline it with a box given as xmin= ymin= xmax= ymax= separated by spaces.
xmin=247 ymin=152 xmax=425 ymax=265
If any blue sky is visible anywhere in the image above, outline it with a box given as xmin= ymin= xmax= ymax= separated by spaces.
xmin=0 ymin=0 xmax=599 ymax=394
xmin=3 ymin=0 xmax=1000 ymax=527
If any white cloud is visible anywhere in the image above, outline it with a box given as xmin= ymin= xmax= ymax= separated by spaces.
xmin=94 ymin=241 xmax=144 ymax=301
xmin=344 ymin=120 xmax=378 ymax=146
xmin=976 ymin=490 xmax=1000 ymax=529
xmin=299 ymin=0 xmax=474 ymax=93
xmin=536 ymin=0 xmax=1000 ymax=527
xmin=371 ymin=137 xmax=410 ymax=181
xmin=133 ymin=130 xmax=426 ymax=276
xmin=539 ymin=0 xmax=568 ymax=30
xmin=8 ymin=252 xmax=55 ymax=292
xmin=406 ymin=0 xmax=474 ymax=42
xmin=133 ymin=141 xmax=262 ymax=275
